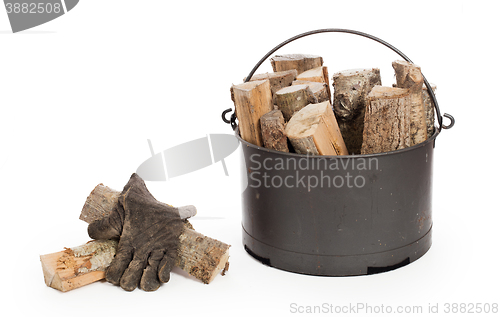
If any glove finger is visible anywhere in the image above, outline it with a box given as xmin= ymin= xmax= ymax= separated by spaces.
xmin=120 ymin=253 xmax=149 ymax=292
xmin=105 ymin=246 xmax=133 ymax=286
xmin=87 ymin=204 xmax=124 ymax=240
xmin=139 ymin=250 xmax=164 ymax=292
xmin=158 ymin=249 xmax=177 ymax=283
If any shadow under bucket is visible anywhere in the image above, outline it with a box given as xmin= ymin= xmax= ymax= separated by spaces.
xmin=223 ymin=29 xmax=454 ymax=276
xmin=239 ymin=127 xmax=438 ymax=276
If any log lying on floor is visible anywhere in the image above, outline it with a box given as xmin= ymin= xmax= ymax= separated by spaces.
xmin=80 ymin=184 xmax=230 ymax=285
xmin=244 ymin=70 xmax=297 ymax=103
xmin=275 ymin=84 xmax=317 ymax=121
xmin=422 ymin=83 xmax=437 ymax=138
xmin=292 ymin=80 xmax=329 ymax=103
xmin=260 ymin=109 xmax=289 ymax=152
xmin=40 ymin=240 xmax=118 ymax=292
xmin=285 ymin=101 xmax=348 ymax=155
xmin=270 ymin=54 xmax=323 ymax=74
xmin=296 ymin=66 xmax=331 ymax=103
xmin=392 ymin=60 xmax=427 ymax=146
xmin=332 ymin=68 xmax=381 ymax=154
xmin=361 ymin=86 xmax=412 ymax=154
xmin=230 ymin=80 xmax=274 ymax=146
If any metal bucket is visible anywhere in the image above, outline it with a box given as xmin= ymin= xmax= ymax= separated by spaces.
xmin=222 ymin=29 xmax=454 ymax=276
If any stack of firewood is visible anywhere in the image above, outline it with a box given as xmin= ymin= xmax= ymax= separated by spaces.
xmin=230 ymin=54 xmax=435 ymax=155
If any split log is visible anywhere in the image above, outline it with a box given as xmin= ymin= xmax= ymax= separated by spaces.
xmin=296 ymin=66 xmax=331 ymax=103
xmin=422 ymin=83 xmax=437 ymax=138
xmin=40 ymin=240 xmax=118 ymax=292
xmin=285 ymin=101 xmax=348 ymax=155
xmin=270 ymin=54 xmax=323 ymax=74
xmin=332 ymin=68 xmax=381 ymax=154
xmin=292 ymin=80 xmax=330 ymax=103
xmin=361 ymin=86 xmax=412 ymax=154
xmin=392 ymin=60 xmax=427 ymax=146
xmin=244 ymin=69 xmax=297 ymax=103
xmin=231 ymin=80 xmax=274 ymax=146
xmin=260 ymin=109 xmax=289 ymax=152
xmin=275 ymin=84 xmax=317 ymax=121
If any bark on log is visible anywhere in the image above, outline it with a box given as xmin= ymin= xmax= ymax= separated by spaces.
xmin=332 ymin=68 xmax=381 ymax=154
xmin=392 ymin=60 xmax=428 ymax=146
xmin=361 ymin=86 xmax=412 ymax=154
xmin=231 ymin=80 xmax=274 ymax=147
xmin=275 ymin=84 xmax=317 ymax=121
xmin=80 ymin=184 xmax=230 ymax=285
xmin=260 ymin=110 xmax=289 ymax=152
xmin=292 ymin=80 xmax=329 ymax=103
xmin=296 ymin=66 xmax=331 ymax=103
xmin=285 ymin=101 xmax=348 ymax=156
xmin=244 ymin=70 xmax=297 ymax=104
xmin=270 ymin=54 xmax=323 ymax=74
xmin=422 ymin=83 xmax=437 ymax=138
xmin=40 ymin=240 xmax=118 ymax=292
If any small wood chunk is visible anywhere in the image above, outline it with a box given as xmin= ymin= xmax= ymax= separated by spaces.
xmin=422 ymin=83 xmax=437 ymax=138
xmin=296 ymin=66 xmax=331 ymax=103
xmin=275 ymin=84 xmax=317 ymax=121
xmin=270 ymin=54 xmax=323 ymax=74
xmin=244 ymin=69 xmax=298 ymax=100
xmin=392 ymin=60 xmax=428 ymax=146
xmin=231 ymin=80 xmax=274 ymax=146
xmin=292 ymin=80 xmax=329 ymax=103
xmin=285 ymin=101 xmax=348 ymax=156
xmin=260 ymin=110 xmax=289 ymax=152
xmin=332 ymin=68 xmax=381 ymax=154
xmin=361 ymin=86 xmax=412 ymax=154
xmin=40 ymin=240 xmax=118 ymax=292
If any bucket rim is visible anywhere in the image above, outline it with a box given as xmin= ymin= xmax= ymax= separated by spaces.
xmin=236 ymin=126 xmax=439 ymax=159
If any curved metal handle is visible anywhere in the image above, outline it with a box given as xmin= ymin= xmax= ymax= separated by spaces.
xmin=222 ymin=28 xmax=453 ymax=132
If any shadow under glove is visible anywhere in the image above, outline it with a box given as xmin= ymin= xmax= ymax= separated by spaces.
xmin=88 ymin=173 xmax=185 ymax=291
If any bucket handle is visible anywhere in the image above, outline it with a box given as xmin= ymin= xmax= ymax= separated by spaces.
xmin=222 ymin=28 xmax=455 ymax=132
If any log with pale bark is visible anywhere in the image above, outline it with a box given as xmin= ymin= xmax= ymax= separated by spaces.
xmin=332 ymin=68 xmax=381 ymax=154
xmin=285 ymin=101 xmax=348 ymax=156
xmin=392 ymin=60 xmax=427 ymax=146
xmin=270 ymin=54 xmax=323 ymax=74
xmin=260 ymin=109 xmax=289 ymax=152
xmin=361 ymin=86 xmax=412 ymax=154
xmin=296 ymin=66 xmax=331 ymax=103
xmin=422 ymin=83 xmax=436 ymax=138
xmin=275 ymin=84 xmax=317 ymax=121
xmin=292 ymin=80 xmax=329 ymax=103
xmin=231 ymin=80 xmax=274 ymax=147
xmin=41 ymin=184 xmax=230 ymax=291
xmin=244 ymin=70 xmax=297 ymax=103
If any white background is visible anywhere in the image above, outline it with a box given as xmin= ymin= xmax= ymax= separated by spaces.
xmin=1 ymin=1 xmax=498 ymax=316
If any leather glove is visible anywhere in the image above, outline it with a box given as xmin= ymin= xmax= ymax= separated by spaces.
xmin=87 ymin=173 xmax=195 ymax=291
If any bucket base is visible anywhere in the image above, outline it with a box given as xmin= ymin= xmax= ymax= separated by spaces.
xmin=243 ymin=226 xmax=432 ymax=276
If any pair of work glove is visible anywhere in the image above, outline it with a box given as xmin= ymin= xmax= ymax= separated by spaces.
xmin=88 ymin=173 xmax=196 ymax=291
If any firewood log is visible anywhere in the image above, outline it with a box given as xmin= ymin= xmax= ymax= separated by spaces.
xmin=392 ymin=60 xmax=427 ymax=146
xmin=296 ymin=66 xmax=331 ymax=103
xmin=275 ymin=84 xmax=317 ymax=121
xmin=231 ymin=80 xmax=274 ymax=146
xmin=332 ymin=68 xmax=381 ymax=154
xmin=260 ymin=109 xmax=289 ymax=152
xmin=292 ymin=80 xmax=329 ymax=103
xmin=270 ymin=54 xmax=323 ymax=74
xmin=285 ymin=101 xmax=348 ymax=155
xmin=361 ymin=86 xmax=412 ymax=154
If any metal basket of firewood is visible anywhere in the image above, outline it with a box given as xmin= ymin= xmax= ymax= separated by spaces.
xmin=222 ymin=29 xmax=454 ymax=276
